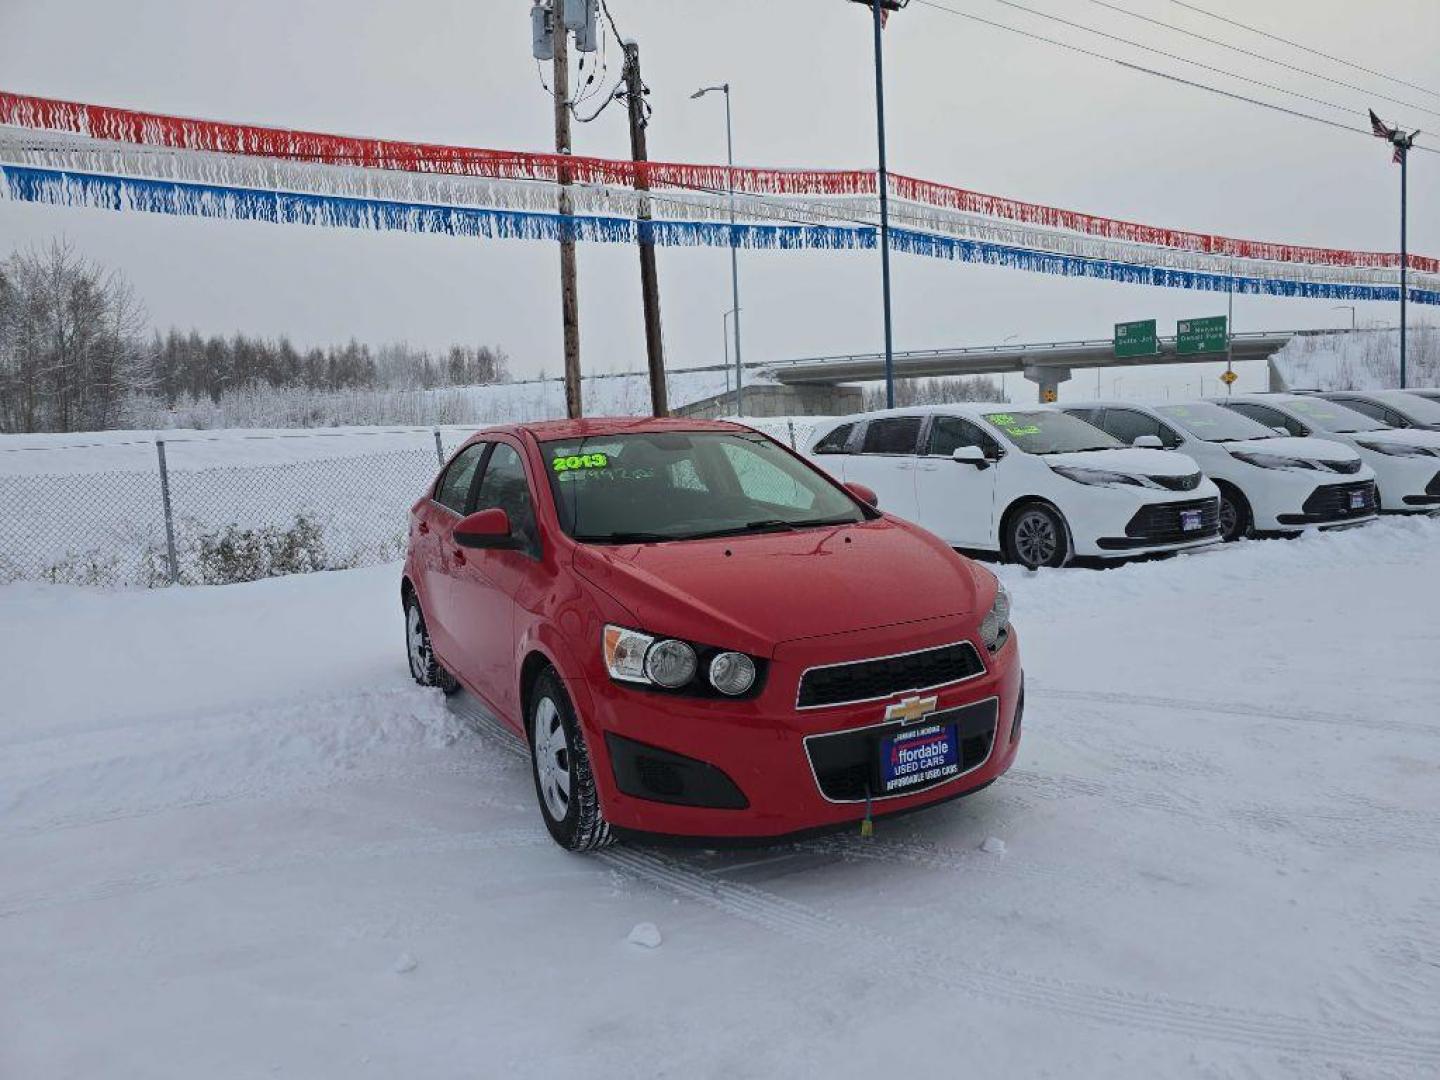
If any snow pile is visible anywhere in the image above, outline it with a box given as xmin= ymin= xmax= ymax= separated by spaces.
xmin=1271 ymin=327 xmax=1440 ymax=390
xmin=4 ymin=519 xmax=1440 ymax=1076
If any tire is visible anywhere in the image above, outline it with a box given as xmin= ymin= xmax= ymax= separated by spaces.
xmin=404 ymin=591 xmax=460 ymax=695
xmin=1217 ymin=484 xmax=1253 ymax=543
xmin=529 ymin=668 xmax=613 ymax=852
xmin=1005 ymin=502 xmax=1069 ymax=570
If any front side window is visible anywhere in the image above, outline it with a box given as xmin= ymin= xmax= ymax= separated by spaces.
xmin=813 ymin=423 xmax=855 ymax=455
xmin=1329 ymin=397 xmax=1390 ymax=423
xmin=979 ymin=411 xmax=1123 ymax=455
xmin=927 ymin=416 xmax=1001 ymax=459
xmin=474 ymin=443 xmax=539 ymax=553
xmin=1155 ymin=403 xmax=1277 ymax=443
xmin=1100 ymin=409 xmax=1181 ymax=448
xmin=1226 ymin=402 xmax=1303 ymax=436
xmin=543 ymin=431 xmax=867 ymax=543
xmin=435 ymin=443 xmax=487 ymax=514
xmin=860 ymin=417 xmax=923 ymax=455
xmin=1287 ymin=398 xmax=1390 ymax=433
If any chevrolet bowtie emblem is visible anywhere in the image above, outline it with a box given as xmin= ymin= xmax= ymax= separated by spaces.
xmin=885 ymin=695 xmax=939 ymax=725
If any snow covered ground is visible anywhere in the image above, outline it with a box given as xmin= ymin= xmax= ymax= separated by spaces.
xmin=3 ymin=518 xmax=1440 ymax=1078
xmin=1271 ymin=327 xmax=1440 ymax=392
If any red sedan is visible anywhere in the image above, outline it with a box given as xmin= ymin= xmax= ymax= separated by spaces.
xmin=402 ymin=418 xmax=1023 ymax=850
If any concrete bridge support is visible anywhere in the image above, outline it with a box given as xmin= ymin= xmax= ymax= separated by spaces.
xmin=1024 ymin=365 xmax=1072 ymax=404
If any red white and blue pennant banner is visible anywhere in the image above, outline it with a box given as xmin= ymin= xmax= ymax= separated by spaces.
xmin=1 ymin=89 xmax=1435 ymax=306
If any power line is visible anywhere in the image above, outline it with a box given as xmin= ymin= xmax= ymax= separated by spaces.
xmin=1169 ymin=0 xmax=1440 ymax=102
xmin=911 ymin=0 xmax=1438 ymax=155
xmin=1086 ymin=0 xmax=1440 ymax=122
xmin=981 ymin=0 xmax=1360 ymax=116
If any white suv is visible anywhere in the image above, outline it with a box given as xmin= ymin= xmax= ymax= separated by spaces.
xmin=1221 ymin=394 xmax=1440 ymax=513
xmin=1061 ymin=400 xmax=1377 ymax=541
xmin=1315 ymin=390 xmax=1440 ymax=433
xmin=805 ymin=405 xmax=1221 ymax=569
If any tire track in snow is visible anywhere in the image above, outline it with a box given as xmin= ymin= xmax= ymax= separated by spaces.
xmin=605 ymin=849 xmax=1440 ymax=1069
xmin=1030 ymin=685 xmax=1437 ymax=738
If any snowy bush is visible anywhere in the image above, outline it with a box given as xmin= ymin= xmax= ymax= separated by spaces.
xmin=190 ymin=514 xmax=330 ymax=585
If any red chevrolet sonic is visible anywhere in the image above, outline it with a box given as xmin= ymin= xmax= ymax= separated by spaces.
xmin=402 ymin=418 xmax=1023 ymax=850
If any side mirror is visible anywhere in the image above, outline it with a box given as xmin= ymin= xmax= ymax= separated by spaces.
xmin=454 ymin=508 xmax=516 ymax=550
xmin=952 ymin=445 xmax=989 ymax=468
xmin=1133 ymin=435 xmax=1164 ymax=449
xmin=845 ymin=482 xmax=879 ymax=509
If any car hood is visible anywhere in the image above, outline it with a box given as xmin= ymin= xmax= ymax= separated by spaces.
xmin=572 ymin=518 xmax=985 ymax=657
xmin=1044 ymin=447 xmax=1200 ymax=477
xmin=1222 ymin=436 xmax=1360 ymax=462
xmin=1348 ymin=427 xmax=1440 ymax=450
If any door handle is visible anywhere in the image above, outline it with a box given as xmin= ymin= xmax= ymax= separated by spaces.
xmin=453 ymin=549 xmax=467 ymax=566
xmin=417 ymin=520 xmax=430 ymax=535
xmin=917 ymin=464 xmax=940 ymax=472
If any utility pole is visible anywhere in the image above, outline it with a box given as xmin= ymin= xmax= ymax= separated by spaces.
xmin=553 ymin=17 xmax=583 ymax=418
xmin=869 ymin=0 xmax=898 ymax=408
xmin=1400 ymin=143 xmax=1409 ymax=389
xmin=691 ymin=83 xmax=744 ymax=416
xmin=622 ymin=39 xmax=668 ymax=417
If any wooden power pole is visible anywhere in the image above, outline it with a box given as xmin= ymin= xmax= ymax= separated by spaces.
xmin=622 ymin=40 xmax=669 ymax=418
xmin=553 ymin=23 xmax=583 ymax=419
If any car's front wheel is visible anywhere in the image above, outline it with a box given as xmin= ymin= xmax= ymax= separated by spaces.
xmin=404 ymin=592 xmax=459 ymax=695
xmin=529 ymin=668 xmax=613 ymax=852
xmin=1005 ymin=502 xmax=1069 ymax=569
xmin=1217 ymin=483 xmax=1253 ymax=543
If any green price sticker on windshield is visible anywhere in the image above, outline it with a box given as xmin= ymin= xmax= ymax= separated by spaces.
xmin=984 ymin=413 xmax=1039 ymax=438
xmin=553 ymin=452 xmax=609 ymax=473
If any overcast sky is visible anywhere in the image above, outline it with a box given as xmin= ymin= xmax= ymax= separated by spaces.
xmin=1 ymin=0 xmax=1436 ymax=401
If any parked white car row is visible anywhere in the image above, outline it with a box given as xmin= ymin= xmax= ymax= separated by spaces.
xmin=802 ymin=390 xmax=1440 ymax=569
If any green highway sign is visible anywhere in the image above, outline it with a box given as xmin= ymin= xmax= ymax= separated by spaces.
xmin=1114 ymin=319 xmax=1159 ymax=358
xmin=1178 ymin=315 xmax=1229 ymax=356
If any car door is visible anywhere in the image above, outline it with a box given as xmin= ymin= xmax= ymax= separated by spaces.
xmin=914 ymin=415 xmax=1001 ymax=548
xmin=423 ymin=441 xmax=489 ymax=664
xmin=840 ymin=416 xmax=924 ymax=520
xmin=444 ymin=440 xmax=543 ymax=720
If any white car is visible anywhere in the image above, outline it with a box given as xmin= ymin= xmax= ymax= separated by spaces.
xmin=1060 ymin=400 xmax=1377 ymax=541
xmin=1315 ymin=389 xmax=1440 ymax=433
xmin=804 ymin=405 xmax=1221 ymax=569
xmin=1404 ymin=388 xmax=1440 ymax=406
xmin=1221 ymin=394 xmax=1440 ymax=514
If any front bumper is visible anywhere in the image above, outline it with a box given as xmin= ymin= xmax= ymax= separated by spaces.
xmin=579 ymin=619 xmax=1024 ymax=841
xmin=1274 ymin=479 xmax=1380 ymax=528
xmin=1061 ymin=484 xmax=1223 ymax=559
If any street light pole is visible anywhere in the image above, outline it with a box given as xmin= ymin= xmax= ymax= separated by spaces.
xmin=692 ymin=83 xmax=744 ymax=416
xmin=1371 ymin=111 xmax=1418 ymax=389
xmin=870 ymin=0 xmax=898 ymax=408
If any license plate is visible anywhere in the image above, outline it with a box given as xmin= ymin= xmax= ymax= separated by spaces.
xmin=1349 ymin=490 xmax=1368 ymax=510
xmin=1180 ymin=509 xmax=1204 ymax=532
xmin=879 ymin=723 xmax=960 ymax=794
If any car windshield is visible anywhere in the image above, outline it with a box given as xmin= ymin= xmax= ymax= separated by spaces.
xmin=1286 ymin=398 xmax=1390 ymax=433
xmin=542 ymin=431 xmax=867 ymax=543
xmin=981 ymin=411 xmax=1123 ymax=455
xmin=1156 ymin=402 xmax=1278 ymax=442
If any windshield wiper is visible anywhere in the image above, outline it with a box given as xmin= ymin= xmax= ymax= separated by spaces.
xmin=689 ymin=516 xmax=858 ymax=541
xmin=574 ymin=531 xmax=676 ymax=545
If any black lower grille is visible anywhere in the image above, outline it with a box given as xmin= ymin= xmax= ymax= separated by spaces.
xmin=1148 ymin=472 xmax=1203 ymax=491
xmin=805 ymin=699 xmax=998 ymax=802
xmin=1301 ymin=481 xmax=1377 ymax=520
xmin=797 ymin=642 xmax=985 ymax=709
xmin=606 ymin=734 xmax=749 ymax=809
xmin=1122 ymin=498 xmax=1220 ymax=544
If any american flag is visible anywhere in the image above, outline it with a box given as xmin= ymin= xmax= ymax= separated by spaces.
xmin=1370 ymin=109 xmax=1418 ymax=165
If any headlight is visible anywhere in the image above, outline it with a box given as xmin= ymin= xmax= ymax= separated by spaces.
xmin=1355 ymin=441 xmax=1436 ymax=458
xmin=644 ymin=639 xmax=698 ymax=688
xmin=1230 ymin=451 xmax=1317 ymax=471
xmin=1050 ymin=465 xmax=1144 ymax=488
xmin=709 ymin=652 xmax=757 ymax=696
xmin=979 ymin=581 xmax=1012 ymax=654
xmin=603 ymin=625 xmax=655 ymax=684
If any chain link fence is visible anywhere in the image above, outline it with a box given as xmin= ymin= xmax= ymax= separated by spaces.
xmin=0 ymin=420 xmax=823 ymax=589
xmin=0 ymin=429 xmax=477 ymax=588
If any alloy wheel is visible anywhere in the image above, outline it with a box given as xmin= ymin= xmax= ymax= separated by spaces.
xmin=533 ymin=696 xmax=572 ymax=822
xmin=406 ymin=604 xmax=430 ymax=681
xmin=1014 ymin=510 xmax=1059 ymax=568
xmin=1219 ymin=496 xmax=1239 ymax=541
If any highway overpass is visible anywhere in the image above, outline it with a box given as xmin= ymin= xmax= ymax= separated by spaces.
xmin=758 ymin=331 xmax=1298 ymax=401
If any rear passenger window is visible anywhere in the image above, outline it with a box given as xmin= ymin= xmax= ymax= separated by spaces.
xmin=435 ymin=443 xmax=487 ymax=514
xmin=813 ymin=423 xmax=855 ymax=455
xmin=860 ymin=417 xmax=923 ymax=455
